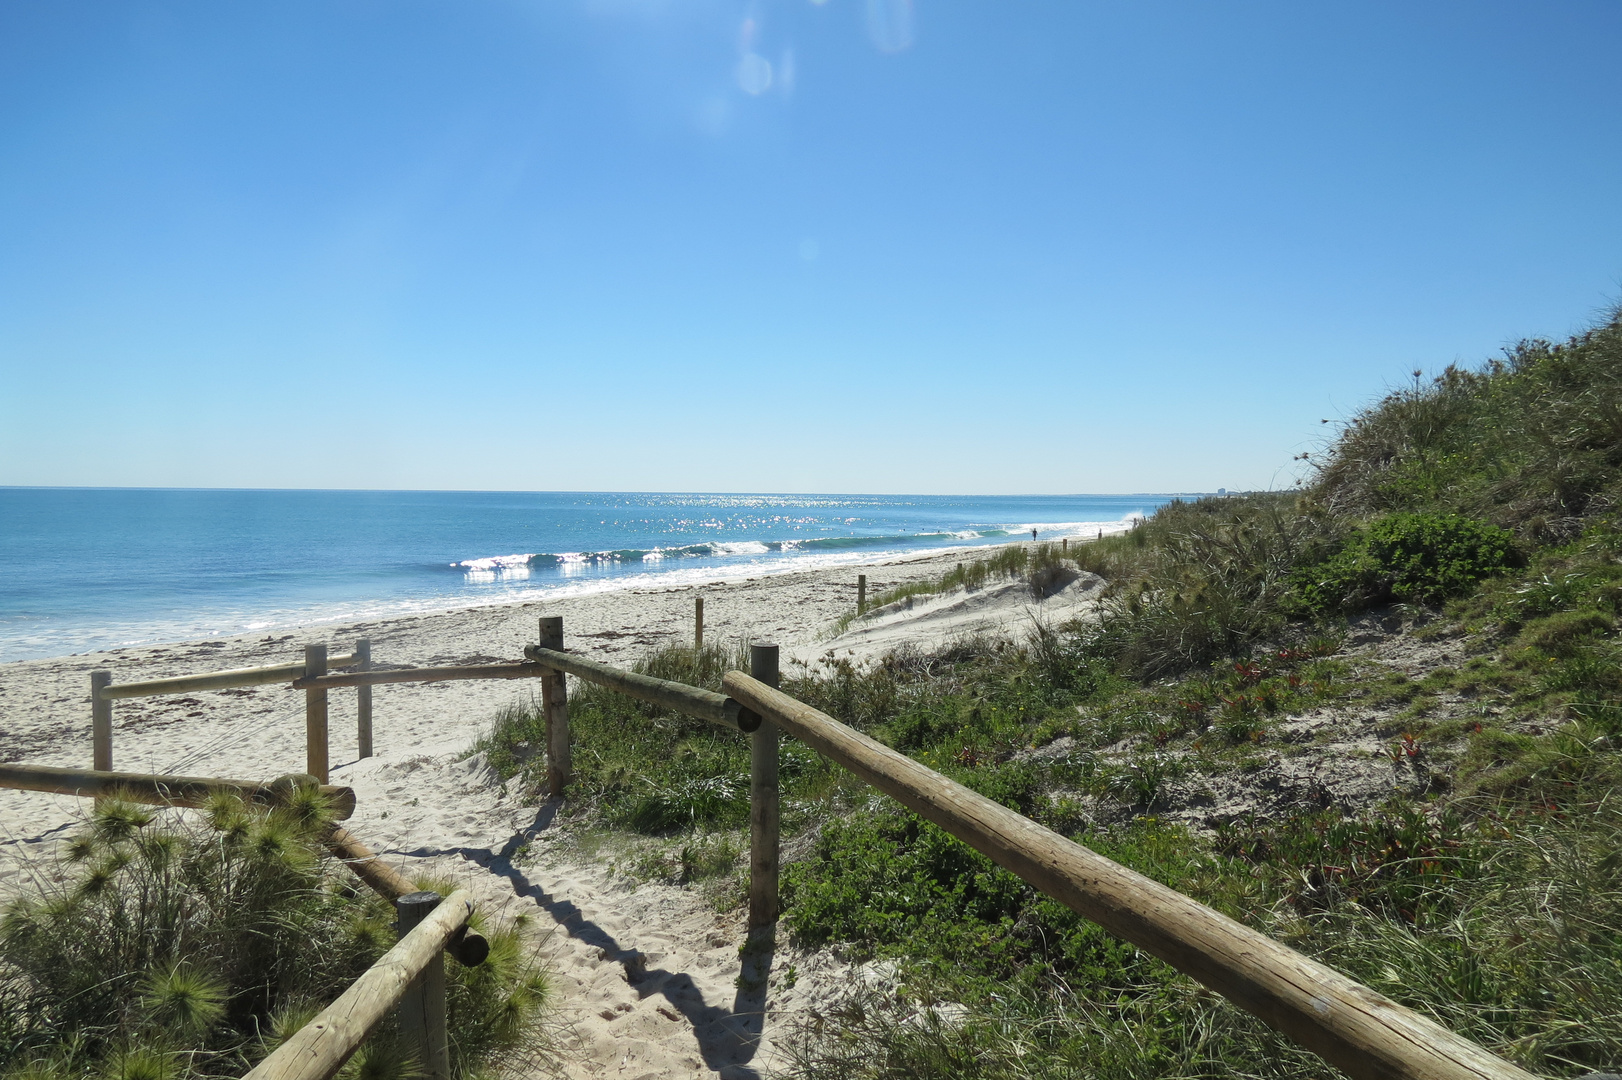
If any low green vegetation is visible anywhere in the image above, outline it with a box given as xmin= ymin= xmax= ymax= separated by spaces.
xmin=479 ymin=312 xmax=1622 ymax=1076
xmin=0 ymin=790 xmax=550 ymax=1080
xmin=1291 ymin=512 xmax=1517 ymax=613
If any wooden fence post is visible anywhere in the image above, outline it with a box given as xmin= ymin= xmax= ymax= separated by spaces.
xmin=1062 ymin=538 xmax=1068 ymax=553
xmin=396 ymin=891 xmax=452 ymax=1080
xmin=305 ymin=645 xmax=329 ymax=783
xmin=90 ymin=670 xmax=112 ymax=772
xmin=857 ymin=574 xmax=867 ymax=615
xmin=694 ymin=597 xmax=704 ymax=649
xmin=539 ymin=617 xmax=570 ymax=797
xmin=749 ymin=643 xmax=780 ymax=929
xmin=356 ymin=638 xmax=373 ymax=759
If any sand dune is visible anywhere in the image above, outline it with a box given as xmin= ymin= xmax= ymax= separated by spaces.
xmin=789 ymin=569 xmax=1105 ymax=670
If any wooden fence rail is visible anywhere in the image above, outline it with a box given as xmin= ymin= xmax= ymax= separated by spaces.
xmin=523 ymin=644 xmax=754 ymax=732
xmin=722 ymin=670 xmax=1536 ymax=1080
xmin=243 ymin=889 xmax=475 ymax=1080
xmin=293 ymin=661 xmax=548 ymax=690
xmin=321 ymin=822 xmax=490 ymax=967
xmin=97 ymin=652 xmax=361 ymax=699
xmin=88 ymin=641 xmax=372 ymax=779
xmin=0 ymin=764 xmax=357 ymax=819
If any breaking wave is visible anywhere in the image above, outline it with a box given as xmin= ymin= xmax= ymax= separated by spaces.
xmin=448 ymin=520 xmax=1145 ymax=581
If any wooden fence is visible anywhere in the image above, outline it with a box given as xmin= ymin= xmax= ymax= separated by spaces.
xmin=90 ymin=641 xmax=377 ymax=782
xmin=56 ymin=619 xmax=1539 ymax=1080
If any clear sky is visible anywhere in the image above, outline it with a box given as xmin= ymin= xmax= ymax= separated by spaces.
xmin=1 ymin=2 xmax=1618 ymax=494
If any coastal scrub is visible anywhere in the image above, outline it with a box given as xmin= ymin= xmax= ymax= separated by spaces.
xmin=0 ymin=792 xmax=551 ymax=1080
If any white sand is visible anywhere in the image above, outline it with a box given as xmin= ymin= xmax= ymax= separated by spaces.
xmin=788 ymin=570 xmax=1106 ymax=671
xmin=0 ymin=536 xmax=1119 ymax=1078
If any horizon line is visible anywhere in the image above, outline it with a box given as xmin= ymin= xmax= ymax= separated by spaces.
xmin=0 ymin=484 xmax=1246 ymax=498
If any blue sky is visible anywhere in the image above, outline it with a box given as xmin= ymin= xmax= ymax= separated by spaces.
xmin=1 ymin=1 xmax=1618 ymax=494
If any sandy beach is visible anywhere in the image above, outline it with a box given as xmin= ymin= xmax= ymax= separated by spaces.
xmin=0 ymin=538 xmax=1117 ymax=1079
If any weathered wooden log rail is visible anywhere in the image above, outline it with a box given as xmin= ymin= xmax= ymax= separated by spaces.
xmin=88 ymin=640 xmax=373 ymax=780
xmin=245 ymin=889 xmax=477 ymax=1080
xmin=320 ymin=821 xmax=489 ymax=968
xmin=521 ymin=644 xmax=755 ymax=732
xmin=0 ymin=763 xmax=357 ymax=819
xmin=97 ymin=651 xmax=361 ymax=698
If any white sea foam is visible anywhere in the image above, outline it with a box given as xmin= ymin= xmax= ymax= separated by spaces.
xmin=455 ymin=553 xmax=537 ymax=582
xmin=453 ymin=554 xmax=537 ymax=571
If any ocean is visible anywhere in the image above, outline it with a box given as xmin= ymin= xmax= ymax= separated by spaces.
xmin=0 ymin=489 xmax=1175 ymax=663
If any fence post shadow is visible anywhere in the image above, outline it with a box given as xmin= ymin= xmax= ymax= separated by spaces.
xmin=422 ymin=804 xmax=769 ymax=1078
xmin=729 ymin=923 xmax=776 ymax=1054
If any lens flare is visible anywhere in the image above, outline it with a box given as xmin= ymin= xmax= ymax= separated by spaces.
xmin=865 ymin=0 xmax=914 ymax=53
xmin=736 ymin=52 xmax=773 ymax=95
xmin=779 ymin=48 xmax=796 ymax=93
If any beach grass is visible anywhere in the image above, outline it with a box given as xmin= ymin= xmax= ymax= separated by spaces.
xmin=0 ymin=791 xmax=552 ymax=1080
xmin=828 ymin=542 xmax=1076 ymax=636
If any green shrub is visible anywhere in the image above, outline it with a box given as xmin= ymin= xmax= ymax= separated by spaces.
xmin=0 ymin=794 xmax=549 ymax=1079
xmin=784 ymin=796 xmax=1622 ymax=1080
xmin=1293 ymin=512 xmax=1514 ymax=613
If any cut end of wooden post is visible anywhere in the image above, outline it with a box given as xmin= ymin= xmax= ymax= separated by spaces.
xmin=538 ymin=616 xmax=564 ymax=652
xmin=750 ymin=644 xmax=780 ymax=688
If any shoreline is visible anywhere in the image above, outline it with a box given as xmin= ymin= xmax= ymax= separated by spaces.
xmin=1 ymin=487 xmax=1158 ymax=665
xmin=0 ymin=534 xmax=1117 ymax=779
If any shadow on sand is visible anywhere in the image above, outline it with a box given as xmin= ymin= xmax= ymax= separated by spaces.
xmin=386 ymin=800 xmax=777 ymax=1079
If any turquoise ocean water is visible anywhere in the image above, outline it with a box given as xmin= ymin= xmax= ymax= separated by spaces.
xmin=0 ymin=489 xmax=1176 ymax=662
